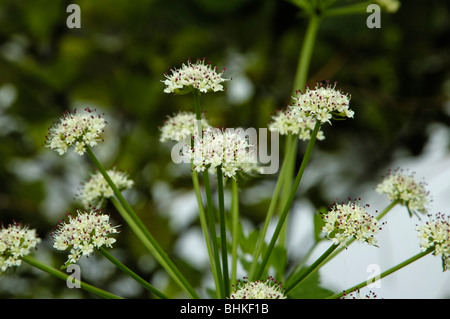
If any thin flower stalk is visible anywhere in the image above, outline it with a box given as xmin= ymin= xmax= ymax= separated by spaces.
xmin=248 ymin=135 xmax=297 ymax=280
xmin=203 ymin=169 xmax=225 ymax=298
xmin=217 ymin=166 xmax=230 ymax=297
xmin=98 ymin=247 xmax=168 ymax=299
xmin=284 ymin=243 xmax=339 ymax=294
xmin=326 ymin=248 xmax=434 ymax=299
xmin=20 ymin=255 xmax=122 ymax=299
xmin=192 ymin=88 xmax=224 ymax=298
xmin=108 ymin=196 xmax=198 ymax=298
xmin=254 ymin=121 xmax=321 ymax=280
xmin=86 ymin=147 xmax=198 ymax=298
xmin=230 ymin=179 xmax=240 ymax=286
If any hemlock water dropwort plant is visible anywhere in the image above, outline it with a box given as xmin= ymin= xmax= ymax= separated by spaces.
xmin=2 ymin=0 xmax=448 ymax=300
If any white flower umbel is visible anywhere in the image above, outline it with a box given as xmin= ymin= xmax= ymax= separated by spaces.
xmin=291 ymin=82 xmax=353 ymax=125
xmin=77 ymin=168 xmax=134 ymax=208
xmin=46 ymin=108 xmax=107 ymax=156
xmin=416 ymin=213 xmax=450 ymax=271
xmin=0 ymin=222 xmax=41 ymax=272
xmin=375 ymin=168 xmax=429 ymax=216
xmin=162 ymin=57 xmax=229 ymax=94
xmin=52 ymin=209 xmax=119 ymax=266
xmin=268 ymin=106 xmax=325 ymax=141
xmin=159 ymin=111 xmax=210 ymax=142
xmin=185 ymin=127 xmax=261 ymax=178
xmin=341 ymin=289 xmax=378 ymax=299
xmin=321 ymin=200 xmax=385 ymax=247
xmin=230 ymin=276 xmax=286 ymax=299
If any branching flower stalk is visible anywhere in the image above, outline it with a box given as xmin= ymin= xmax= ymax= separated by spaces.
xmin=98 ymin=247 xmax=168 ymax=299
xmin=45 ymin=109 xmax=198 ymax=298
xmin=326 ymin=248 xmax=434 ymax=299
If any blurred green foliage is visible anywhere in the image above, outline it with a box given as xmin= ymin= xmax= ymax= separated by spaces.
xmin=0 ymin=0 xmax=449 ymax=298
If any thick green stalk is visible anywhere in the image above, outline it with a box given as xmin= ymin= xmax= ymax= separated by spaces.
xmin=98 ymin=247 xmax=169 ymax=299
xmin=254 ymin=122 xmax=321 ymax=279
xmin=192 ymin=170 xmax=220 ymax=298
xmin=217 ymin=166 xmax=229 ymax=297
xmin=284 ymin=243 xmax=339 ymax=294
xmin=326 ymin=248 xmax=434 ymax=299
xmin=292 ymin=13 xmax=321 ymax=93
xmin=270 ymin=11 xmax=321 ymax=281
xmin=277 ymin=134 xmax=298 ymax=281
xmin=203 ymin=170 xmax=225 ymax=298
xmin=20 ymin=256 xmax=122 ymax=299
xmin=230 ymin=179 xmax=239 ymax=285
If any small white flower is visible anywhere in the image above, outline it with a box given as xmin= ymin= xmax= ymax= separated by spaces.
xmin=52 ymin=209 xmax=119 ymax=266
xmin=77 ymin=168 xmax=134 ymax=208
xmin=230 ymin=276 xmax=286 ymax=299
xmin=375 ymin=168 xmax=429 ymax=216
xmin=291 ymin=82 xmax=353 ymax=125
xmin=321 ymin=200 xmax=385 ymax=247
xmin=268 ymin=107 xmax=325 ymax=141
xmin=184 ymin=127 xmax=261 ymax=178
xmin=269 ymin=82 xmax=352 ymax=140
xmin=341 ymin=289 xmax=379 ymax=299
xmin=46 ymin=108 xmax=107 ymax=156
xmin=416 ymin=213 xmax=450 ymax=271
xmin=162 ymin=57 xmax=229 ymax=94
xmin=0 ymin=222 xmax=41 ymax=272
xmin=159 ymin=112 xmax=210 ymax=143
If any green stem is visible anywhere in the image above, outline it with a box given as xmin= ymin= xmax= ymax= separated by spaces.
xmin=322 ymin=1 xmax=370 ymax=18
xmin=190 ymin=89 xmax=220 ymax=297
xmin=376 ymin=200 xmax=400 ymax=221
xmin=20 ymin=256 xmax=122 ymax=299
xmin=217 ymin=166 xmax=229 ymax=297
xmin=106 ymin=188 xmax=198 ymax=299
xmin=277 ymin=134 xmax=299 ymax=281
xmin=203 ymin=170 xmax=224 ymax=298
xmin=248 ymin=135 xmax=297 ymax=280
xmin=230 ymin=178 xmax=239 ymax=286
xmin=98 ymin=247 xmax=169 ymax=299
xmin=85 ymin=148 xmax=198 ymax=297
xmin=326 ymin=248 xmax=434 ymax=299
xmin=287 ymin=240 xmax=321 ymax=282
xmin=293 ymin=13 xmax=321 ymax=93
xmin=285 ymin=243 xmax=339 ymax=294
xmin=193 ymin=90 xmax=203 ymax=137
xmin=254 ymin=121 xmax=321 ymax=279
xmin=192 ymin=170 xmax=220 ymax=298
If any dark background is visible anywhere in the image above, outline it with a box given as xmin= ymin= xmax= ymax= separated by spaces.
xmin=0 ymin=0 xmax=449 ymax=298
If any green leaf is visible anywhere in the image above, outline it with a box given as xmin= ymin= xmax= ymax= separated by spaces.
xmin=268 ymin=245 xmax=288 ymax=278
xmin=313 ymin=208 xmax=327 ymax=242
xmin=287 ymin=266 xmax=333 ymax=298
xmin=239 ymin=228 xmax=260 ymax=255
